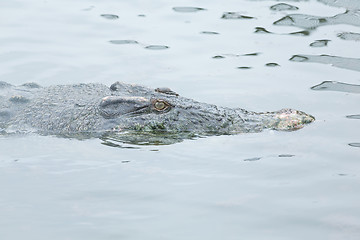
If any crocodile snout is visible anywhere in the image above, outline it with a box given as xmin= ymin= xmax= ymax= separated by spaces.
xmin=275 ymin=109 xmax=315 ymax=130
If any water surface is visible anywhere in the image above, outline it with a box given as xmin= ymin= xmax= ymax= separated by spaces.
xmin=0 ymin=0 xmax=359 ymax=239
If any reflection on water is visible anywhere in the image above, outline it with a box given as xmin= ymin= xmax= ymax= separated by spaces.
xmin=172 ymin=7 xmax=206 ymax=13
xmin=100 ymin=131 xmax=196 ymax=148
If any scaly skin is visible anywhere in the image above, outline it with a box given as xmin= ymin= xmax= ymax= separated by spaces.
xmin=0 ymin=81 xmax=315 ymax=137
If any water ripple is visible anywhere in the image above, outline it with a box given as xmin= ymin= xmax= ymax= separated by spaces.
xmin=346 ymin=115 xmax=360 ymax=119
xmin=310 ymin=39 xmax=330 ymax=47
xmin=311 ymin=81 xmax=360 ymax=94
xmin=109 ymin=40 xmax=139 ymax=45
xmin=221 ymin=12 xmax=255 ymax=20
xmin=100 ymin=14 xmax=119 ymax=20
xmin=349 ymin=143 xmax=360 ymax=148
xmin=145 ymin=45 xmax=169 ymax=50
xmin=270 ymin=3 xmax=299 ymax=11
xmin=273 ymin=10 xmax=360 ymax=29
xmin=290 ymin=54 xmax=360 ymax=72
xmin=173 ymin=7 xmax=206 ymax=13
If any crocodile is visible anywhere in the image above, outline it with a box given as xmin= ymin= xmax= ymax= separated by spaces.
xmin=0 ymin=81 xmax=314 ymax=141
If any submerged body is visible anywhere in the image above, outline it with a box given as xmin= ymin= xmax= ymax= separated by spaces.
xmin=0 ymin=81 xmax=314 ymax=137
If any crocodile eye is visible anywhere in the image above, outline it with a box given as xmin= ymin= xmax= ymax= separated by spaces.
xmin=153 ymin=99 xmax=171 ymax=111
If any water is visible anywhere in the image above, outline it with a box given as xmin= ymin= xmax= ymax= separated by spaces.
xmin=1 ymin=0 xmax=360 ymax=239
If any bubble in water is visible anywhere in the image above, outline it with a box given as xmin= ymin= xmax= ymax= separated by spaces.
xmin=145 ymin=45 xmax=169 ymax=50
xmin=173 ymin=7 xmax=206 ymax=13
xmin=100 ymin=14 xmax=119 ymax=20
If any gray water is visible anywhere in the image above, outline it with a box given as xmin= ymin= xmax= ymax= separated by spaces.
xmin=1 ymin=0 xmax=360 ymax=239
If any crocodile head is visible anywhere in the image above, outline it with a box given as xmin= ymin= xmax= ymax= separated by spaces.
xmin=98 ymin=82 xmax=315 ymax=134
xmin=98 ymin=82 xmax=231 ymax=133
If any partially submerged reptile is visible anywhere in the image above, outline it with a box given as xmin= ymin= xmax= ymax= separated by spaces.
xmin=0 ymin=81 xmax=314 ymax=140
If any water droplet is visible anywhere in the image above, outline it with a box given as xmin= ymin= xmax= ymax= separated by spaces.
xmin=100 ymin=14 xmax=119 ymax=20
xmin=173 ymin=7 xmax=206 ymax=13
xmin=109 ymin=40 xmax=139 ymax=44
xmin=145 ymin=45 xmax=169 ymax=50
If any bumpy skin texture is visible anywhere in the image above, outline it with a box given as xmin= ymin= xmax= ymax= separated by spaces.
xmin=0 ymin=81 xmax=314 ymax=136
